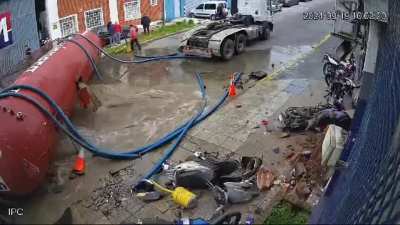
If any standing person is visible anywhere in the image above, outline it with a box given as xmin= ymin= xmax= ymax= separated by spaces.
xmin=141 ymin=16 xmax=151 ymax=35
xmin=113 ymin=22 xmax=122 ymax=44
xmin=107 ymin=21 xmax=115 ymax=45
xmin=130 ymin=25 xmax=141 ymax=51
xmin=216 ymin=3 xmax=224 ymax=20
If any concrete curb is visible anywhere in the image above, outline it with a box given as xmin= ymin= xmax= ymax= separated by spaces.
xmin=106 ymin=25 xmax=197 ymax=52
xmin=141 ymin=27 xmax=196 ymax=46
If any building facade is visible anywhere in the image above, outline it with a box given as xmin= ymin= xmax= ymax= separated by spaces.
xmin=0 ymin=0 xmax=40 ymax=77
xmin=46 ymin=0 xmax=164 ymax=40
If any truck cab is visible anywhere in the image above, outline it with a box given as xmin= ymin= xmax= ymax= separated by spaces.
xmin=237 ymin=0 xmax=273 ymax=22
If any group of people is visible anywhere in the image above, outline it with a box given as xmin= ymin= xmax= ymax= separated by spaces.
xmin=107 ymin=21 xmax=123 ymax=45
xmin=106 ymin=16 xmax=152 ymax=52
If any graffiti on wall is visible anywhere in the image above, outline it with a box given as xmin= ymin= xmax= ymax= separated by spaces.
xmin=0 ymin=12 xmax=13 ymax=49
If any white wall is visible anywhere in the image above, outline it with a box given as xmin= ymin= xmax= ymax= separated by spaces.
xmin=109 ymin=0 xmax=119 ymax=23
xmin=46 ymin=0 xmax=61 ymax=40
xmin=364 ymin=21 xmax=383 ymax=74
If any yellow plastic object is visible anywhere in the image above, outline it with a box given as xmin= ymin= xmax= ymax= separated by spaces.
xmin=171 ymin=187 xmax=197 ymax=208
xmin=150 ymin=180 xmax=197 ymax=208
xmin=126 ymin=43 xmax=132 ymax=53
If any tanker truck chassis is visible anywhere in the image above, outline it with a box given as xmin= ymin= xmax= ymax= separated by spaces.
xmin=180 ymin=0 xmax=275 ymax=60
xmin=180 ymin=16 xmax=273 ymax=60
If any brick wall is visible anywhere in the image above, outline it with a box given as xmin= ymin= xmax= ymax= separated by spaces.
xmin=117 ymin=0 xmax=164 ymax=26
xmin=58 ymin=0 xmax=110 ymax=32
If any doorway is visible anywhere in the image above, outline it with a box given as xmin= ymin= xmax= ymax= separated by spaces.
xmin=35 ymin=0 xmax=48 ymax=44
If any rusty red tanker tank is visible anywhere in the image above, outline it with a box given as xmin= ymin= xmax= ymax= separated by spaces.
xmin=0 ymin=32 xmax=102 ymax=196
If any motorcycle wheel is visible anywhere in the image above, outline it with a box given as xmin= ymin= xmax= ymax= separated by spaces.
xmin=323 ymin=64 xmax=335 ymax=86
xmin=323 ymin=63 xmax=334 ymax=76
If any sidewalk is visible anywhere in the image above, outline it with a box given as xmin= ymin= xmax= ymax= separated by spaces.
xmin=55 ymin=36 xmax=343 ymax=224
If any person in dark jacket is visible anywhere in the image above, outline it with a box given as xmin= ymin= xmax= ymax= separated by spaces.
xmin=307 ymin=108 xmax=352 ymax=131
xmin=141 ymin=16 xmax=151 ymax=35
xmin=107 ymin=21 xmax=115 ymax=44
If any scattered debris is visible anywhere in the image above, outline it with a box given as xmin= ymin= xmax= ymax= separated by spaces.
xmin=136 ymin=191 xmax=162 ymax=202
xmin=236 ymin=104 xmax=243 ymax=108
xmin=272 ymin=147 xmax=280 ymax=154
xmin=249 ymin=71 xmax=268 ymax=81
xmin=278 ymin=104 xmax=332 ymax=132
xmin=287 ymin=145 xmax=295 ymax=151
xmin=261 ymin=120 xmax=269 ymax=126
xmin=225 ymin=181 xmax=259 ymax=204
xmin=256 ymin=166 xmax=275 ymax=191
xmin=294 ymin=163 xmax=306 ymax=178
xmin=286 ymin=152 xmax=299 ymax=163
xmin=273 ymin=179 xmax=281 ymax=185
xmin=295 ymin=182 xmax=311 ymax=199
xmin=301 ymin=151 xmax=312 ymax=159
xmin=280 ymin=132 xmax=291 ymax=138
xmin=109 ymin=163 xmax=133 ymax=176
xmin=84 ymin=166 xmax=135 ymax=215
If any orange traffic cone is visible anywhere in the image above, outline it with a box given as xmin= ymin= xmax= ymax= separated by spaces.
xmin=72 ymin=149 xmax=85 ymax=175
xmin=228 ymin=76 xmax=236 ymax=97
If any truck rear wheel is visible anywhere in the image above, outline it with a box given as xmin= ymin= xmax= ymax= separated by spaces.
xmin=235 ymin=34 xmax=247 ymax=54
xmin=220 ymin=38 xmax=235 ymax=60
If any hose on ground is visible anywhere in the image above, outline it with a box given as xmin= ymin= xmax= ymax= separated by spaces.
xmin=69 ymin=33 xmax=200 ymax=64
xmin=0 ymin=73 xmax=206 ymax=159
xmin=63 ymin=39 xmax=104 ymax=80
xmin=138 ymin=73 xmax=208 ymax=185
xmin=0 ymin=73 xmax=242 ymax=160
xmin=134 ymin=52 xmax=179 ymax=59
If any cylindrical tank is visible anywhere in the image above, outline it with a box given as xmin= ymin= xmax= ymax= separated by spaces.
xmin=0 ymin=32 xmax=102 ymax=196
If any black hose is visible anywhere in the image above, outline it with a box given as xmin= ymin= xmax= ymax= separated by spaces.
xmin=63 ymin=39 xmax=104 ymax=80
xmin=69 ymin=33 xmax=200 ymax=64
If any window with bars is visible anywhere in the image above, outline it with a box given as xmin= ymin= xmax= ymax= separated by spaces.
xmin=59 ymin=15 xmax=78 ymax=38
xmin=124 ymin=0 xmax=141 ymax=20
xmin=150 ymin=0 xmax=158 ymax=6
xmin=84 ymin=8 xmax=104 ymax=29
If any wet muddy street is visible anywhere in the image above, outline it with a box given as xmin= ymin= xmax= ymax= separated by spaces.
xmin=14 ymin=0 xmax=336 ymax=223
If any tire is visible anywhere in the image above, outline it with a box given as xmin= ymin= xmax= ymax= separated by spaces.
xmin=323 ymin=63 xmax=335 ymax=86
xmin=188 ymin=13 xmax=194 ymax=18
xmin=260 ymin=27 xmax=270 ymax=40
xmin=220 ymin=38 xmax=235 ymax=60
xmin=324 ymin=75 xmax=334 ymax=87
xmin=210 ymin=14 xmax=216 ymax=20
xmin=323 ymin=63 xmax=334 ymax=76
xmin=235 ymin=34 xmax=247 ymax=54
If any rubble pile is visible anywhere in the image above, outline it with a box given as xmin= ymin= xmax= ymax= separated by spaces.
xmin=84 ymin=166 xmax=135 ymax=216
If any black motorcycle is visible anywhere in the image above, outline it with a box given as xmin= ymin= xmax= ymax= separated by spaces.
xmin=323 ymin=53 xmax=356 ymax=87
xmin=325 ymin=77 xmax=359 ymax=106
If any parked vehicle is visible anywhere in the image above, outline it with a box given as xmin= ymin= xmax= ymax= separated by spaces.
xmin=267 ymin=0 xmax=283 ymax=13
xmin=189 ymin=1 xmax=229 ymax=20
xmin=325 ymin=77 xmax=359 ymax=106
xmin=323 ymin=53 xmax=356 ymax=87
xmin=282 ymin=0 xmax=300 ymax=7
xmin=181 ymin=0 xmax=274 ymax=60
